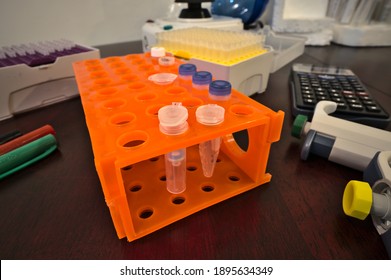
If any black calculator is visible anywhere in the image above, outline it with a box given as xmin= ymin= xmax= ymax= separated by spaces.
xmin=290 ymin=63 xmax=390 ymax=129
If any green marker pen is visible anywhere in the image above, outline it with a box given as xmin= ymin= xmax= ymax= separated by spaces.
xmin=0 ymin=134 xmax=57 ymax=180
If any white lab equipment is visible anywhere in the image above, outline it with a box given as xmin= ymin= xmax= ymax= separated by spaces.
xmin=292 ymin=101 xmax=391 ymax=171
xmin=343 ymin=151 xmax=391 ymax=258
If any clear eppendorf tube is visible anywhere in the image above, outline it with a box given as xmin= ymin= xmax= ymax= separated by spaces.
xmin=196 ymin=104 xmax=225 ymax=177
xmin=158 ymin=102 xmax=189 ymax=194
xmin=165 ymin=148 xmax=186 ymax=193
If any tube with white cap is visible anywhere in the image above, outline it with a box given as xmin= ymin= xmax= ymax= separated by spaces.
xmin=158 ymin=102 xmax=189 ymax=194
xmin=196 ymin=104 xmax=225 ymax=177
xmin=150 ymin=46 xmax=166 ymax=62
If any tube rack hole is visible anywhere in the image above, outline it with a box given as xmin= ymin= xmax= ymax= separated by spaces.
xmin=229 ymin=175 xmax=240 ymax=182
xmin=166 ymin=86 xmax=187 ymax=95
xmin=202 ymin=185 xmax=215 ymax=192
xmin=172 ymin=197 xmax=186 ymax=205
xmin=110 ymin=112 xmax=135 ymax=126
xmin=159 ymin=175 xmax=167 ymax=181
xmin=187 ymin=166 xmax=197 ymax=171
xmin=118 ymin=131 xmax=148 ymax=149
xmin=103 ymin=99 xmax=126 ymax=110
xmin=230 ymin=104 xmax=254 ymax=116
xmin=139 ymin=208 xmax=154 ymax=219
xmin=122 ymin=165 xmax=133 ymax=171
xmin=130 ymin=185 xmax=142 ymax=192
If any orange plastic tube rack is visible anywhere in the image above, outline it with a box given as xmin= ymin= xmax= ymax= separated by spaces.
xmin=73 ymin=53 xmax=284 ymax=242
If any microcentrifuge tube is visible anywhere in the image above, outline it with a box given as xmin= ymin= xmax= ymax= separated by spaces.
xmin=199 ymin=137 xmax=221 ymax=177
xmin=196 ymin=104 xmax=225 ymax=177
xmin=165 ymin=148 xmax=187 ymax=194
xmin=158 ymin=102 xmax=189 ymax=194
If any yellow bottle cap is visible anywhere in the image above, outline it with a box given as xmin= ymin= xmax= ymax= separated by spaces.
xmin=343 ymin=180 xmax=373 ymax=220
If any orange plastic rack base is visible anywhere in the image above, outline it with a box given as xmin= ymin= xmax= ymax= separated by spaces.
xmin=73 ymin=53 xmax=284 ymax=242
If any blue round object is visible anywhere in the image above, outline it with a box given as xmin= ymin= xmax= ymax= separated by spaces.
xmin=192 ymin=71 xmax=213 ymax=85
xmin=209 ymin=80 xmax=232 ymax=96
xmin=211 ymin=0 xmax=269 ymax=25
xmin=179 ymin=63 xmax=197 ymax=76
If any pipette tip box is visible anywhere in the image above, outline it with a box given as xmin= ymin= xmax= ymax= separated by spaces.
xmin=155 ymin=27 xmax=275 ymax=96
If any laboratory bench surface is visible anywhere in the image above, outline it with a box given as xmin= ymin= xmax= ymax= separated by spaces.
xmin=0 ymin=44 xmax=390 ymax=260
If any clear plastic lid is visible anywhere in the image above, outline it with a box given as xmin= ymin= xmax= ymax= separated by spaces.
xmin=192 ymin=71 xmax=212 ymax=86
xmin=151 ymin=46 xmax=166 ymax=58
xmin=209 ymin=80 xmax=232 ymax=101
xmin=167 ymin=149 xmax=185 ymax=162
xmin=196 ymin=104 xmax=225 ymax=126
xmin=159 ymin=56 xmax=175 ymax=66
xmin=148 ymin=73 xmax=177 ymax=85
xmin=178 ymin=63 xmax=197 ymax=77
xmin=158 ymin=102 xmax=189 ymax=135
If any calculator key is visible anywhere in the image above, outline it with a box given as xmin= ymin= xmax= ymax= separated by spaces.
xmin=336 ymin=102 xmax=347 ymax=109
xmin=329 ymin=88 xmax=341 ymax=94
xmin=331 ymin=82 xmax=341 ymax=87
xmin=315 ymin=89 xmax=327 ymax=94
xmin=316 ymin=93 xmax=328 ymax=98
xmin=343 ymin=86 xmax=354 ymax=91
xmin=343 ymin=93 xmax=356 ymax=99
xmin=332 ymin=97 xmax=343 ymax=102
xmin=366 ymin=105 xmax=381 ymax=112
xmin=359 ymin=95 xmax=372 ymax=101
xmin=311 ymin=83 xmax=320 ymax=88
xmin=302 ymin=89 xmax=313 ymax=95
xmin=330 ymin=93 xmax=342 ymax=99
xmin=353 ymin=85 xmax=365 ymax=91
xmin=362 ymin=100 xmax=376 ymax=106
xmin=349 ymin=104 xmax=364 ymax=111
xmin=303 ymin=98 xmax=316 ymax=105
xmin=347 ymin=98 xmax=360 ymax=105
xmin=356 ymin=91 xmax=369 ymax=97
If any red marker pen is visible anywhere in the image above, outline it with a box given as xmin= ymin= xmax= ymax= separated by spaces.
xmin=0 ymin=124 xmax=55 ymax=156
